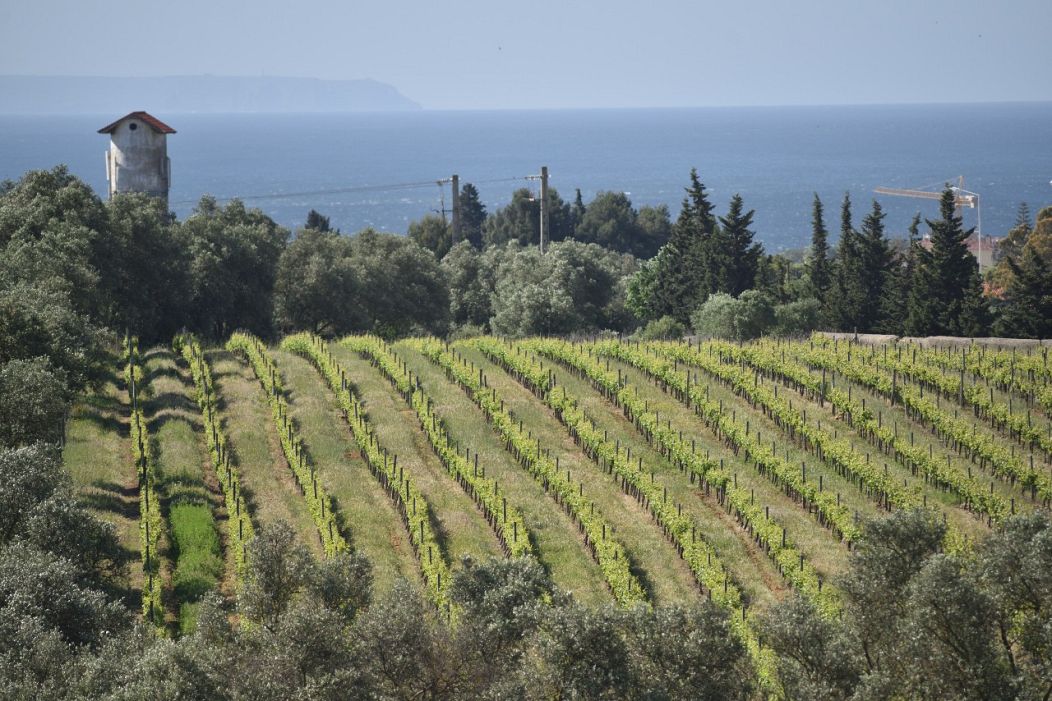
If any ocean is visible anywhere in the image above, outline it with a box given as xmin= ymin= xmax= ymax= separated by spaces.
xmin=2 ymin=103 xmax=1050 ymax=251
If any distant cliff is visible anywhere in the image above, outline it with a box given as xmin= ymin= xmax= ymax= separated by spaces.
xmin=0 ymin=75 xmax=422 ymax=113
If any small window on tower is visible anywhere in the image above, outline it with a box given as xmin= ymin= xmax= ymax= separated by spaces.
xmin=129 ymin=122 xmax=138 ymax=131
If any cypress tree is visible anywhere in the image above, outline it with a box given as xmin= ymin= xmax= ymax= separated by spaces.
xmin=880 ymin=213 xmax=921 ymax=335
xmin=457 ymin=183 xmax=487 ymax=249
xmin=571 ymin=188 xmax=587 ymax=234
xmin=858 ymin=200 xmax=893 ymax=331
xmin=830 ymin=192 xmax=868 ymax=331
xmin=907 ymin=189 xmax=990 ymax=336
xmin=995 ymin=245 xmax=1052 ymax=338
xmin=805 ymin=193 xmax=831 ymax=299
xmin=653 ymin=168 xmax=717 ymax=323
xmin=716 ymin=194 xmax=762 ymax=295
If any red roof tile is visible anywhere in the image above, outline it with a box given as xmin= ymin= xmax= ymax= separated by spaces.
xmin=98 ymin=111 xmax=176 ymax=135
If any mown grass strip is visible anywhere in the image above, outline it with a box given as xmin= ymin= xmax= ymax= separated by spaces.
xmin=175 ymin=334 xmax=254 ymax=580
xmin=716 ymin=338 xmax=1009 ymax=526
xmin=473 ymin=337 xmax=780 ymax=688
xmin=801 ymin=336 xmax=1052 ymax=505
xmin=283 ymin=333 xmax=451 ymax=613
xmin=144 ymin=348 xmax=224 ymax=635
xmin=226 ymin=332 xmax=347 ymax=555
xmin=412 ymin=337 xmax=647 ymax=608
xmin=125 ymin=339 xmax=165 ymax=631
xmin=530 ymin=338 xmax=840 ymax=617
xmin=341 ymin=335 xmax=532 ymax=558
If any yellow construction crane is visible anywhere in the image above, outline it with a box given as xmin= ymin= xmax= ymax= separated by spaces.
xmin=874 ymin=175 xmax=977 ymax=212
xmin=874 ymin=176 xmax=985 ymax=272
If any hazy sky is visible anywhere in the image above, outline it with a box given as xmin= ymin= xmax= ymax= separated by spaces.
xmin=2 ymin=0 xmax=1049 ymax=109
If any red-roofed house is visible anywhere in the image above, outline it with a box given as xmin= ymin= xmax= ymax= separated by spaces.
xmin=918 ymin=232 xmax=1000 ymax=272
xmin=98 ymin=111 xmax=175 ymax=204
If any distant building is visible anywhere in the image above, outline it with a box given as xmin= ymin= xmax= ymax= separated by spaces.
xmin=919 ymin=232 xmax=1000 ymax=271
xmin=98 ymin=111 xmax=175 ymax=204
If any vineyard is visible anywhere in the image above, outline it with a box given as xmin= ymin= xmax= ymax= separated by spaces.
xmin=63 ymin=333 xmax=1052 ymax=691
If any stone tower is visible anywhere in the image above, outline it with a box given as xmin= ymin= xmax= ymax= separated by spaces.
xmin=98 ymin=111 xmax=175 ymax=204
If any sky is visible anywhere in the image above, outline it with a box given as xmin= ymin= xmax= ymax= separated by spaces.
xmin=1 ymin=0 xmax=1050 ymax=110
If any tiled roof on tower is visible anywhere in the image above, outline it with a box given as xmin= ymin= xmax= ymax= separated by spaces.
xmin=97 ymin=111 xmax=177 ymax=135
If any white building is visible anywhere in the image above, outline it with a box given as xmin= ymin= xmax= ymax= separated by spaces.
xmin=98 ymin=111 xmax=175 ymax=204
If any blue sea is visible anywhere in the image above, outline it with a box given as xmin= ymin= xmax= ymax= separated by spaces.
xmin=2 ymin=103 xmax=1050 ymax=251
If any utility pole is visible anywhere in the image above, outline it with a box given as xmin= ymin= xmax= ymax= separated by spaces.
xmin=540 ymin=166 xmax=549 ymax=254
xmin=451 ymin=174 xmax=461 ymax=244
xmin=527 ymin=166 xmax=550 ymax=253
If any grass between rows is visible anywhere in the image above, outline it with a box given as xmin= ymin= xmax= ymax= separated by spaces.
xmin=331 ymin=345 xmax=504 ymax=563
xmin=208 ymin=350 xmax=323 ymax=556
xmin=457 ymin=344 xmax=702 ymax=606
xmin=395 ymin=342 xmax=612 ymax=606
xmin=270 ymin=348 xmax=423 ymax=594
xmin=63 ymin=372 xmax=141 ymax=606
xmin=142 ymin=348 xmax=225 ymax=633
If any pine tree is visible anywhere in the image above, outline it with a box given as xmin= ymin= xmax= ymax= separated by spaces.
xmin=457 ymin=183 xmax=487 ymax=249
xmin=995 ymin=245 xmax=1052 ymax=338
xmin=716 ymin=194 xmax=762 ymax=295
xmin=906 ymin=189 xmax=990 ymax=336
xmin=880 ymin=213 xmax=921 ymax=334
xmin=858 ymin=200 xmax=893 ymax=331
xmin=652 ymin=168 xmax=718 ymax=323
xmin=805 ymin=193 xmax=831 ymax=299
xmin=305 ymin=209 xmax=332 ymax=232
xmin=571 ymin=188 xmax=587 ymax=234
xmin=830 ymin=192 xmax=868 ymax=331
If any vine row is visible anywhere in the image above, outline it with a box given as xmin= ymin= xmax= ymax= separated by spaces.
xmin=174 ymin=334 xmax=254 ymax=579
xmin=527 ymin=337 xmax=840 ymax=617
xmin=340 ymin=335 xmax=532 ymax=558
xmin=472 ymin=337 xmax=779 ymax=688
xmin=282 ymin=333 xmax=451 ymax=612
xmin=225 ymin=333 xmax=347 ymax=556
xmin=125 ymin=338 xmax=165 ymax=630
xmin=412 ymin=338 xmax=647 ymax=607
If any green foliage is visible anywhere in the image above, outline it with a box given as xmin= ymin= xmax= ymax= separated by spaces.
xmin=714 ymin=194 xmax=762 ymax=296
xmin=759 ymin=595 xmax=860 ymax=700
xmin=342 ymin=335 xmax=533 ymax=558
xmin=805 ymin=193 xmax=832 ymax=300
xmin=305 ymin=208 xmax=333 ymax=233
xmin=691 ymin=291 xmax=774 ymax=341
xmin=456 ymin=183 xmax=487 ymax=249
xmin=484 ymin=187 xmax=574 ymax=247
xmin=0 ymin=358 xmax=68 ymax=447
xmin=772 ymin=298 xmax=821 ymax=336
xmin=174 ymin=334 xmax=254 ymax=579
xmin=283 ymin=333 xmax=452 ymax=611
xmin=489 ymin=241 xmax=636 ymax=337
xmin=419 ymin=338 xmax=646 ymax=607
xmin=0 ymin=443 xmax=123 ymax=585
xmin=907 ymin=189 xmax=991 ymax=336
xmin=125 ymin=340 xmax=165 ymax=629
xmin=631 ymin=315 xmax=686 ymax=341
xmin=169 ymin=502 xmax=223 ymax=632
xmin=272 ymin=228 xmax=359 ymax=335
xmin=441 ymin=242 xmax=505 ymax=331
xmin=96 ymin=193 xmax=189 ymax=342
xmin=574 ymin=191 xmax=670 ymax=258
xmin=762 ymin=508 xmax=1028 ymax=700
xmin=994 ymin=245 xmax=1052 ymax=338
xmin=0 ymin=284 xmax=109 ymax=392
xmin=345 ymin=229 xmax=450 ymax=338
xmin=648 ymin=169 xmax=718 ymax=323
xmin=407 ymin=214 xmax=452 ymax=259
xmin=180 ymin=197 xmax=289 ymax=339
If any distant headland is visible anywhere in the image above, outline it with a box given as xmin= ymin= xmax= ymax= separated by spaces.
xmin=0 ymin=75 xmax=422 ymax=114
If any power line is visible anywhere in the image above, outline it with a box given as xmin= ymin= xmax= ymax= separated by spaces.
xmin=169 ymin=175 xmax=532 ymax=207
